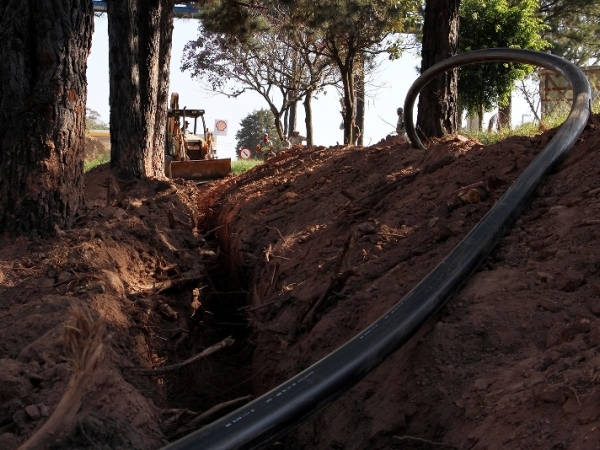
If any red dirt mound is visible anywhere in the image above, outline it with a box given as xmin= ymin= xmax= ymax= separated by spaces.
xmin=2 ymin=115 xmax=600 ymax=449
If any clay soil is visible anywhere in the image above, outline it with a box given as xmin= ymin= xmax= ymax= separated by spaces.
xmin=2 ymin=115 xmax=600 ymax=450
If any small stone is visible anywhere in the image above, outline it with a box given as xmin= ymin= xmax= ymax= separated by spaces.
xmin=57 ymin=271 xmax=72 ymax=283
xmin=555 ymin=269 xmax=584 ymax=292
xmin=473 ymin=378 xmax=491 ymax=391
xmin=540 ymin=298 xmax=559 ymax=312
xmin=25 ymin=404 xmax=41 ymax=421
xmin=39 ymin=405 xmax=51 ymax=417
xmin=562 ymin=397 xmax=581 ymax=415
xmin=0 ymin=433 xmax=20 ymax=450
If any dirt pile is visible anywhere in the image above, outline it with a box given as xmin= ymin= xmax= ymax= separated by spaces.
xmin=213 ymin=116 xmax=600 ymax=449
xmin=0 ymin=171 xmax=248 ymax=449
xmin=1 ymin=115 xmax=600 ymax=449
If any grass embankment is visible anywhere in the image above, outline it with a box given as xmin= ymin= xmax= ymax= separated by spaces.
xmin=461 ymin=104 xmax=598 ymax=146
xmin=85 ymin=155 xmax=262 ymax=176
xmin=231 ymin=159 xmax=261 ymax=175
xmin=84 ymin=152 xmax=111 ymax=172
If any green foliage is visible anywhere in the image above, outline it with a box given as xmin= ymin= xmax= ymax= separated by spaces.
xmin=197 ymin=1 xmax=272 ymax=42
xmin=235 ymin=109 xmax=282 ymax=158
xmin=232 ymin=159 xmax=262 ymax=175
xmin=539 ymin=0 xmax=600 ymax=65
xmin=461 ymin=106 xmax=574 ymax=145
xmin=84 ymin=153 xmax=111 ymax=173
xmin=458 ymin=0 xmax=548 ymax=117
xmin=290 ymin=0 xmax=421 ymax=142
xmin=85 ymin=108 xmax=109 ymax=130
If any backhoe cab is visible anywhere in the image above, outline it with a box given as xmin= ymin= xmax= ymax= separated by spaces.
xmin=165 ymin=94 xmax=231 ymax=181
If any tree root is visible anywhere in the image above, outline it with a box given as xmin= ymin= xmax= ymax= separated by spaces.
xmin=393 ymin=435 xmax=457 ymax=449
xmin=129 ymin=336 xmax=234 ymax=375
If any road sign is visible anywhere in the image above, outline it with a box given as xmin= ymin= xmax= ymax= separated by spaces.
xmin=239 ymin=147 xmax=252 ymax=160
xmin=214 ymin=119 xmax=228 ymax=136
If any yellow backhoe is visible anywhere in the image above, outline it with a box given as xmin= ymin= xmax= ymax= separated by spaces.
xmin=165 ymin=93 xmax=231 ymax=180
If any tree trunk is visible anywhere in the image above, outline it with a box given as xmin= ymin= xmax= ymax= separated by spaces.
xmin=283 ymin=107 xmax=289 ymax=137
xmin=499 ymin=97 xmax=511 ymax=130
xmin=0 ymin=0 xmax=93 ymax=238
xmin=288 ymin=98 xmax=298 ymax=136
xmin=356 ymin=59 xmax=365 ymax=146
xmin=304 ymin=91 xmax=313 ymax=146
xmin=417 ymin=0 xmax=460 ymax=141
xmin=341 ymin=67 xmax=356 ymax=145
xmin=268 ymin=105 xmax=285 ymax=140
xmin=108 ymin=0 xmax=174 ymax=180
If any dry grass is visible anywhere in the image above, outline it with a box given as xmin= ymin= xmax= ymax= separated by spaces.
xmin=18 ymin=306 xmax=104 ymax=450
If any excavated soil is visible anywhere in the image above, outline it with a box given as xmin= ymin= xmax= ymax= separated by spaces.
xmin=2 ymin=115 xmax=600 ymax=450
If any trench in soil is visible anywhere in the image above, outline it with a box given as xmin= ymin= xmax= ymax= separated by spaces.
xmin=154 ymin=233 xmax=256 ymax=443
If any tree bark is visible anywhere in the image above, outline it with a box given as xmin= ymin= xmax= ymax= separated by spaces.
xmin=341 ymin=66 xmax=356 ymax=145
xmin=499 ymin=97 xmax=511 ymax=130
xmin=287 ymin=97 xmax=298 ymax=136
xmin=356 ymin=58 xmax=365 ymax=146
xmin=0 ymin=0 xmax=93 ymax=238
xmin=304 ymin=91 xmax=313 ymax=146
xmin=108 ymin=0 xmax=174 ymax=180
xmin=417 ymin=0 xmax=460 ymax=141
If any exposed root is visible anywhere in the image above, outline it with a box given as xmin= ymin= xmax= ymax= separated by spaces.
xmin=393 ymin=435 xmax=457 ymax=449
xmin=129 ymin=336 xmax=234 ymax=375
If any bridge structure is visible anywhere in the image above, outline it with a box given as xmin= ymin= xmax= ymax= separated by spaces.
xmin=92 ymin=1 xmax=200 ymax=17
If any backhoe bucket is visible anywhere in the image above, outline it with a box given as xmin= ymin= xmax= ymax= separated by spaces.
xmin=170 ymin=158 xmax=231 ymax=181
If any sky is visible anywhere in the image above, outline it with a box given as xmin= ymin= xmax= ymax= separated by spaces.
xmin=86 ymin=15 xmax=533 ymax=161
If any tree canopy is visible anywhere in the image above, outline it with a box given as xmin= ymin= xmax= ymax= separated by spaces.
xmin=235 ymin=109 xmax=282 ymax=159
xmin=539 ymin=0 xmax=600 ymax=65
xmin=458 ymin=0 xmax=548 ymax=123
xmin=289 ymin=0 xmax=420 ymax=143
xmin=181 ymin=14 xmax=337 ymax=141
xmin=86 ymin=108 xmax=109 ymax=130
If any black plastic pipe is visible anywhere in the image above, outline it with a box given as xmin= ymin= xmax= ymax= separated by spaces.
xmin=161 ymin=49 xmax=590 ymax=450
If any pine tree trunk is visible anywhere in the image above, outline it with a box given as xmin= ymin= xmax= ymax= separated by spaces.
xmin=416 ymin=0 xmax=460 ymax=140
xmin=108 ymin=0 xmax=174 ymax=180
xmin=0 ymin=0 xmax=93 ymax=238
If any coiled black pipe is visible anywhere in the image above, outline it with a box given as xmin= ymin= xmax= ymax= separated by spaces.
xmin=161 ymin=49 xmax=591 ymax=450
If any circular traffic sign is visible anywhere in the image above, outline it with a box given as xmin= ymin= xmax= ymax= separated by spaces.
xmin=215 ymin=120 xmax=227 ymax=132
xmin=239 ymin=147 xmax=252 ymax=160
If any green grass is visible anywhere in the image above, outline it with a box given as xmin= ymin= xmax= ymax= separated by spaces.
xmin=460 ymin=106 xmax=577 ymax=146
xmin=232 ymin=158 xmax=262 ymax=175
xmin=462 ymin=99 xmax=600 ymax=145
xmin=84 ymin=153 xmax=110 ymax=172
xmin=84 ymin=155 xmax=262 ymax=175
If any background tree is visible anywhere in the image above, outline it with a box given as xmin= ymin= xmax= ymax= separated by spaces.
xmin=458 ymin=0 xmax=547 ymax=130
xmin=235 ymin=109 xmax=281 ymax=159
xmin=285 ymin=25 xmax=342 ymax=145
xmin=416 ymin=0 xmax=460 ymax=141
xmin=108 ymin=0 xmax=175 ymax=180
xmin=86 ymin=108 xmax=109 ymax=130
xmin=294 ymin=0 xmax=419 ymax=144
xmin=182 ymin=14 xmax=337 ymax=144
xmin=0 ymin=0 xmax=93 ymax=237
xmin=539 ymin=0 xmax=600 ymax=65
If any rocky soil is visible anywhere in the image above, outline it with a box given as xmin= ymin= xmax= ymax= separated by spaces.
xmin=2 ymin=114 xmax=600 ymax=449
